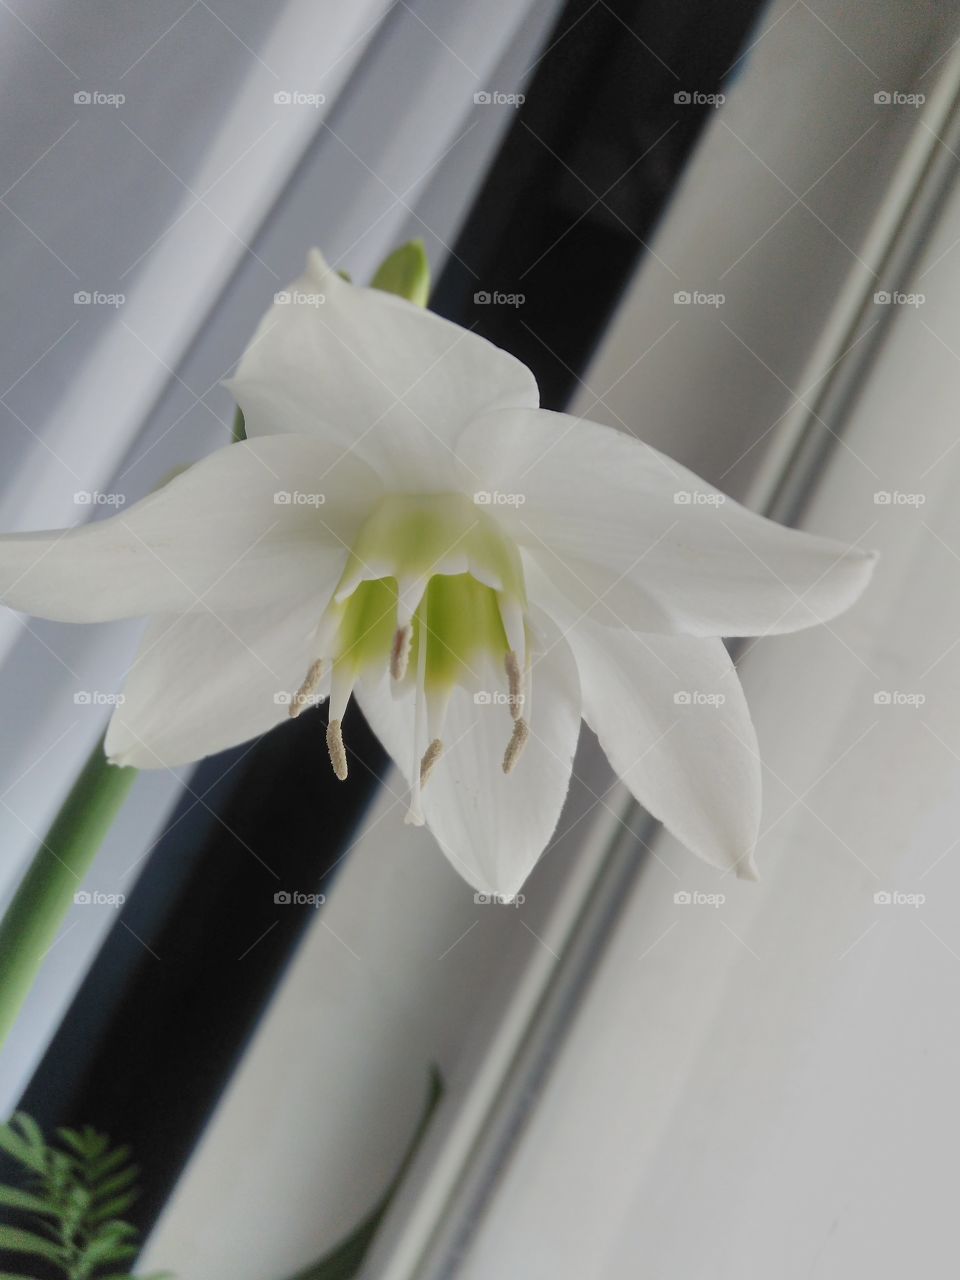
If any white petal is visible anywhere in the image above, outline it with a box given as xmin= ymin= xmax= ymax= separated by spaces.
xmin=105 ymin=594 xmax=330 ymax=768
xmin=554 ymin=607 xmax=761 ymax=878
xmin=355 ymin=608 xmax=581 ymax=897
xmin=0 ymin=435 xmax=379 ymax=622
xmin=457 ymin=409 xmax=876 ymax=637
xmin=226 ymin=251 xmax=539 ymax=488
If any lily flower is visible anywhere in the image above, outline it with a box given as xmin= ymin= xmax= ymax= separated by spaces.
xmin=0 ymin=253 xmax=875 ymax=897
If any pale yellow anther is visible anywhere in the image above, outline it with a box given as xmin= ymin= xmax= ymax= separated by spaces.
xmin=390 ymin=624 xmax=412 ymax=681
xmin=419 ymin=737 xmax=443 ymax=787
xmin=289 ymin=659 xmax=324 ymax=718
xmin=502 ymin=718 xmax=529 ymax=774
xmin=504 ymin=650 xmax=524 ymax=720
xmin=326 ymin=718 xmax=348 ymax=780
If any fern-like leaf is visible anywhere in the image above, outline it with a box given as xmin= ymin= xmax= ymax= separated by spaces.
xmin=0 ymin=1185 xmax=51 ymax=1213
xmin=0 ymin=1116 xmax=47 ymax=1177
xmin=0 ymin=1223 xmax=66 ymax=1261
xmin=0 ymin=1112 xmax=172 ymax=1279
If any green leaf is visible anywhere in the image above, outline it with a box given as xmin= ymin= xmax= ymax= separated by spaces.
xmin=0 ymin=1113 xmax=166 ymax=1278
xmin=88 ymin=1219 xmax=138 ymax=1245
xmin=83 ymin=1128 xmax=109 ymax=1158
xmin=93 ymin=1164 xmax=139 ymax=1200
xmin=56 ymin=1124 xmax=108 ymax=1162
xmin=56 ymin=1126 xmax=89 ymax=1156
xmin=0 ymin=1183 xmax=52 ymax=1213
xmin=0 ymin=1124 xmax=46 ymax=1176
xmin=87 ymin=1145 xmax=132 ymax=1184
xmin=231 ymin=406 xmax=246 ymax=442
xmin=10 ymin=1113 xmax=45 ymax=1153
xmin=369 ymin=240 xmax=430 ymax=308
xmin=83 ymin=1236 xmax=138 ymax=1266
xmin=0 ymin=1224 xmax=66 ymax=1260
xmin=88 ymin=1191 xmax=138 ymax=1223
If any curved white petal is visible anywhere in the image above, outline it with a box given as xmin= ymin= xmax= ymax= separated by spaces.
xmin=105 ymin=594 xmax=330 ymax=768
xmin=549 ymin=604 xmax=761 ymax=878
xmin=0 ymin=435 xmax=378 ymax=622
xmin=355 ymin=607 xmax=581 ymax=897
xmin=457 ymin=408 xmax=877 ymax=637
xmin=226 ymin=250 xmax=539 ymax=489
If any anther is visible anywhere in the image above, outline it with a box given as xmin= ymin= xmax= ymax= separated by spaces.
xmin=504 ymin=650 xmax=524 ymax=720
xmin=419 ymin=738 xmax=443 ymax=787
xmin=502 ymin=718 xmax=529 ymax=774
xmin=289 ymin=659 xmax=324 ymax=718
xmin=391 ymin=624 xmax=413 ymax=681
xmin=326 ymin=718 xmax=348 ymax=780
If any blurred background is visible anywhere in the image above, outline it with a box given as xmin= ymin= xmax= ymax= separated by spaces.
xmin=0 ymin=1 xmax=959 ymax=1277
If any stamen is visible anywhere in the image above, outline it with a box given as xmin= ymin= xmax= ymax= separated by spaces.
xmin=390 ymin=624 xmax=412 ymax=681
xmin=502 ymin=717 xmax=529 ymax=774
xmin=498 ymin=597 xmax=526 ymax=670
xmin=396 ymin=574 xmax=429 ymax=629
xmin=504 ymin=650 xmax=524 ymax=721
xmin=326 ymin=718 xmax=348 ymax=780
xmin=404 ymin=586 xmax=430 ymax=826
xmin=419 ymin=738 xmax=443 ymax=787
xmin=288 ymin=659 xmax=324 ymax=718
xmin=403 ymin=800 xmax=425 ymax=827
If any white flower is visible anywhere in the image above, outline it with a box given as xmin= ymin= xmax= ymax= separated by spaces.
xmin=0 ymin=252 xmax=876 ymax=897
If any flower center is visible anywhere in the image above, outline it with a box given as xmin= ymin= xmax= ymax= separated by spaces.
xmin=289 ymin=493 xmax=531 ymax=820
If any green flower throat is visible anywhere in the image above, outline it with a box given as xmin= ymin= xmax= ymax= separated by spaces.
xmin=288 ymin=493 xmax=531 ymax=822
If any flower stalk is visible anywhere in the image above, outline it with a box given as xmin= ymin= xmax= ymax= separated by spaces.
xmin=0 ymin=737 xmax=136 ymax=1047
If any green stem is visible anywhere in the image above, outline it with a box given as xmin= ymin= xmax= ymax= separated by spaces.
xmin=0 ymin=736 xmax=137 ymax=1047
